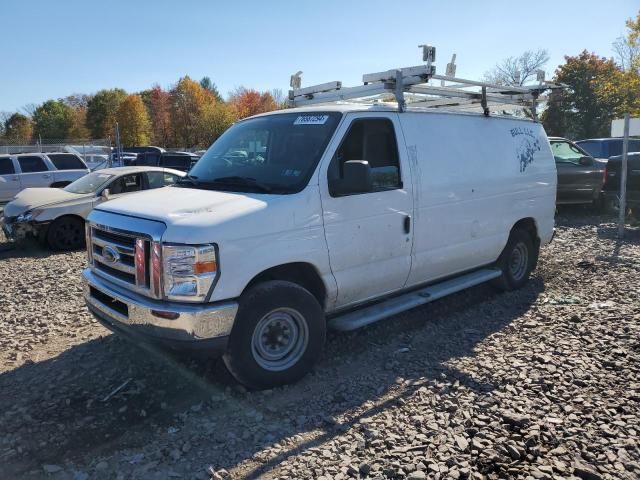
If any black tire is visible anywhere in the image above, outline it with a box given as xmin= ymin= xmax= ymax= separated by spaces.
xmin=47 ymin=216 xmax=85 ymax=251
xmin=604 ymin=195 xmax=632 ymax=216
xmin=223 ymin=280 xmax=325 ymax=390
xmin=493 ymin=228 xmax=536 ymax=291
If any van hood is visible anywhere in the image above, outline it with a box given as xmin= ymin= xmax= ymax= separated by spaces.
xmin=3 ymin=188 xmax=91 ymax=218
xmin=94 ymin=186 xmax=319 ymax=244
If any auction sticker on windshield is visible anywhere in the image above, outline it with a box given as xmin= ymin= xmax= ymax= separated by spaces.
xmin=294 ymin=115 xmax=329 ymax=125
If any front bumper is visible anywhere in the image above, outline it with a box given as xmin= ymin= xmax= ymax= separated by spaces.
xmin=83 ymin=268 xmax=238 ymax=355
xmin=0 ymin=216 xmax=48 ymax=242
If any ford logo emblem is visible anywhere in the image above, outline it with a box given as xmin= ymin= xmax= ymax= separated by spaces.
xmin=102 ymin=245 xmax=120 ymax=264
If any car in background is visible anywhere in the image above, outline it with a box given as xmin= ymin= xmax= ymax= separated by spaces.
xmin=549 ymin=137 xmax=605 ymax=206
xmin=1 ymin=167 xmax=185 ymax=250
xmin=83 ymin=154 xmax=110 ymax=170
xmin=118 ymin=146 xmax=165 ymax=167
xmin=110 ymin=151 xmax=138 ymax=167
xmin=601 ymin=152 xmax=640 ymax=213
xmin=0 ymin=153 xmax=89 ymax=204
xmin=575 ymin=138 xmax=640 ymax=161
xmin=134 ymin=151 xmax=199 ymax=172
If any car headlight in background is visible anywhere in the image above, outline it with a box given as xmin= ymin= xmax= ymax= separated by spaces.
xmin=16 ymin=210 xmax=35 ymax=222
xmin=162 ymin=244 xmax=218 ymax=302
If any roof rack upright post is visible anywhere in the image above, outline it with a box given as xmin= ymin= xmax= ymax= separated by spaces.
xmin=394 ymin=70 xmax=406 ymax=113
xmin=481 ymin=87 xmax=489 ymax=116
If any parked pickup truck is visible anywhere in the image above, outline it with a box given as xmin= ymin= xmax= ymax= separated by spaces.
xmin=82 ymin=106 xmax=556 ymax=389
xmin=549 ymin=137 xmax=605 ymax=206
xmin=601 ymin=152 xmax=640 ymax=213
xmin=575 ymin=138 xmax=640 ymax=161
xmin=0 ymin=153 xmax=89 ymax=204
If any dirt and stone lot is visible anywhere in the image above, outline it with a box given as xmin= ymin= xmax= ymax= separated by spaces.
xmin=0 ymin=209 xmax=639 ymax=480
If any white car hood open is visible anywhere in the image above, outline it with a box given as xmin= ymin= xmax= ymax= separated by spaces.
xmin=3 ymin=188 xmax=91 ymax=218
xmin=94 ymin=186 xmax=320 ymax=245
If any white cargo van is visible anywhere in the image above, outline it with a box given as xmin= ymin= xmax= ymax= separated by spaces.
xmin=82 ymin=65 xmax=557 ymax=389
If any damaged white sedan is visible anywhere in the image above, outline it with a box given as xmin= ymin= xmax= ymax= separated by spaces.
xmin=1 ymin=166 xmax=184 ymax=250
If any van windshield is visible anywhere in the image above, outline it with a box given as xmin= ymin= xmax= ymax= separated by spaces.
xmin=186 ymin=112 xmax=341 ymax=194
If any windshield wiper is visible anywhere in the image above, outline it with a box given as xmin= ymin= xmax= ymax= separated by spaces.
xmin=177 ymin=174 xmax=199 ymax=184
xmin=212 ymin=176 xmax=273 ymax=193
xmin=176 ymin=174 xmax=204 ymax=188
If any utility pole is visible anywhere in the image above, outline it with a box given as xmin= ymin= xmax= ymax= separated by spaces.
xmin=618 ymin=113 xmax=630 ymax=238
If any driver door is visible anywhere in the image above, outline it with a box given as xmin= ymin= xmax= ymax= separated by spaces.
xmin=320 ymin=113 xmax=413 ymax=309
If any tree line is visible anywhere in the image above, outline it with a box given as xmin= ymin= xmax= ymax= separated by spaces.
xmin=1 ymin=10 xmax=639 ymax=146
xmin=485 ymin=11 xmax=640 ymax=139
xmin=0 ymin=76 xmax=284 ymax=148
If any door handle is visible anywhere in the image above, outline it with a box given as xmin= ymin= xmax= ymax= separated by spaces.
xmin=42 ymin=174 xmax=51 ymax=178
xmin=403 ymin=215 xmax=411 ymax=234
xmin=12 ymin=177 xmax=19 ymax=181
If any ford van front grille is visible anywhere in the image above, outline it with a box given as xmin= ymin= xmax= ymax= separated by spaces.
xmin=89 ymin=225 xmax=156 ymax=297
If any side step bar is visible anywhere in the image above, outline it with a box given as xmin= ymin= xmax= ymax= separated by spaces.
xmin=328 ymin=268 xmax=502 ymax=331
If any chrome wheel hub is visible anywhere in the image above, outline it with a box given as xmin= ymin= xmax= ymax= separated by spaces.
xmin=509 ymin=242 xmax=529 ymax=281
xmin=251 ymin=308 xmax=309 ymax=372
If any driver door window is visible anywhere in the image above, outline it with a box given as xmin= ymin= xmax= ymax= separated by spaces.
xmin=109 ymin=173 xmax=143 ymax=194
xmin=328 ymin=118 xmax=401 ymax=196
xmin=551 ymin=141 xmax=586 ymax=165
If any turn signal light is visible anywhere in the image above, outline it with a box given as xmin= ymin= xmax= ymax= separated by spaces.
xmin=193 ymin=260 xmax=217 ymax=274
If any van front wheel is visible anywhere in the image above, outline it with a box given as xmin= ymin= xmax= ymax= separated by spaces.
xmin=223 ymin=281 xmax=325 ymax=389
xmin=494 ymin=229 xmax=535 ymax=291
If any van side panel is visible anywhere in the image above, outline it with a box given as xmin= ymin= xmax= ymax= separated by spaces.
xmin=399 ymin=112 xmax=556 ymax=287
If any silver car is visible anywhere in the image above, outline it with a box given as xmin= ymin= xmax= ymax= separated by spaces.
xmin=1 ymin=166 xmax=185 ymax=250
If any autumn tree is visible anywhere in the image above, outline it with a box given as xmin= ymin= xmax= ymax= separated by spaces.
xmin=3 ymin=113 xmax=33 ymax=142
xmin=200 ymin=77 xmax=223 ymax=102
xmin=228 ymin=88 xmax=278 ymax=119
xmin=613 ymin=10 xmax=640 ymax=72
xmin=541 ymin=51 xmax=628 ymax=138
xmin=86 ymin=88 xmax=127 ymax=138
xmin=62 ymin=93 xmax=91 ymax=109
xmin=116 ymin=95 xmax=151 ymax=146
xmin=146 ymin=85 xmax=174 ymax=146
xmin=67 ymin=107 xmax=90 ymax=139
xmin=484 ymin=49 xmax=550 ymax=86
xmin=170 ymin=76 xmax=215 ymax=147
xmin=32 ymin=100 xmax=74 ymax=139
xmin=197 ymin=102 xmax=237 ymax=147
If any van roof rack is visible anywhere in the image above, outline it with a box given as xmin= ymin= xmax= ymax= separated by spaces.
xmin=288 ymin=46 xmax=564 ymax=120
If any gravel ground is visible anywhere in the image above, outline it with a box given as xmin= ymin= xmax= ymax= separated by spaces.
xmin=0 ymin=208 xmax=639 ymax=480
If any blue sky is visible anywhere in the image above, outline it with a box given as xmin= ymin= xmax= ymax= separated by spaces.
xmin=0 ymin=0 xmax=637 ymax=112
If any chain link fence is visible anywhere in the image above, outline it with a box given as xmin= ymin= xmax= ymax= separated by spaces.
xmin=0 ymin=138 xmax=111 ymax=155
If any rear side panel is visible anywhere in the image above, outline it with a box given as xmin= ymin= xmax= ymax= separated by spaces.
xmin=399 ymin=112 xmax=555 ymax=288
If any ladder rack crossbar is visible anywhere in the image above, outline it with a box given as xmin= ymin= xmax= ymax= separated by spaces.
xmin=408 ymin=85 xmax=532 ymax=105
xmin=287 ymin=50 xmax=564 ymax=117
xmin=430 ymin=74 xmax=531 ymax=93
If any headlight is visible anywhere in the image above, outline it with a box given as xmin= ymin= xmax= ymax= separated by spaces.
xmin=162 ymin=244 xmax=218 ymax=302
xmin=16 ymin=211 xmax=34 ymax=222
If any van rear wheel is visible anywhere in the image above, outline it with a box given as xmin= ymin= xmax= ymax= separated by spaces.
xmin=223 ymin=280 xmax=325 ymax=390
xmin=493 ymin=229 xmax=535 ymax=291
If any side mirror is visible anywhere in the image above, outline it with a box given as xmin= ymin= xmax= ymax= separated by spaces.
xmin=101 ymin=188 xmax=111 ymax=200
xmin=579 ymin=156 xmax=594 ymax=167
xmin=338 ymin=160 xmax=373 ymax=194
